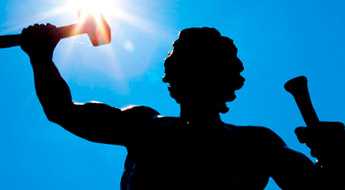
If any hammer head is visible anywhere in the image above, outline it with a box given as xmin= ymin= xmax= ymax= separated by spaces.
xmin=81 ymin=14 xmax=111 ymax=46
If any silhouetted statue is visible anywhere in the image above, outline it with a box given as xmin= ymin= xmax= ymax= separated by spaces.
xmin=21 ymin=24 xmax=345 ymax=189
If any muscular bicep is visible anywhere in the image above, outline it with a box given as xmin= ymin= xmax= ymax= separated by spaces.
xmin=241 ymin=126 xmax=316 ymax=189
xmin=262 ymin=130 xmax=315 ymax=189
xmin=269 ymin=146 xmax=315 ymax=189
xmin=54 ymin=102 xmax=159 ymax=146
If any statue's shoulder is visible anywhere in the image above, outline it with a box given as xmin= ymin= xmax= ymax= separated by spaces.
xmin=224 ymin=124 xmax=287 ymax=148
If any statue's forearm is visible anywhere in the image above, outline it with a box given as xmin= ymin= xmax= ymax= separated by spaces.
xmin=30 ymin=57 xmax=73 ymax=122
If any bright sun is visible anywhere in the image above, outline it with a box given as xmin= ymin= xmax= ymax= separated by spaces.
xmin=50 ymin=0 xmax=164 ymax=82
xmin=66 ymin=0 xmax=118 ymax=17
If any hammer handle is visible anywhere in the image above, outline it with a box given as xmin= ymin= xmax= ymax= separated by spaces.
xmin=57 ymin=24 xmax=86 ymax=38
xmin=0 ymin=23 xmax=85 ymax=49
xmin=284 ymin=76 xmax=320 ymax=127
xmin=0 ymin=34 xmax=22 ymax=48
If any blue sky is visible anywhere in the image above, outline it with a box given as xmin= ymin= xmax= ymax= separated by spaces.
xmin=1 ymin=0 xmax=345 ymax=189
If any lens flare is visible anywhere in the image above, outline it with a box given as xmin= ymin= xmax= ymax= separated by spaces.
xmin=51 ymin=0 xmax=170 ymax=84
xmin=68 ymin=0 xmax=117 ymax=16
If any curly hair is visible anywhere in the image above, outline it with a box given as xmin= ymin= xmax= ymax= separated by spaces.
xmin=163 ymin=27 xmax=244 ymax=113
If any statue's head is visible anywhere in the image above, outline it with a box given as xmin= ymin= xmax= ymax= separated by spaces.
xmin=163 ymin=27 xmax=244 ymax=113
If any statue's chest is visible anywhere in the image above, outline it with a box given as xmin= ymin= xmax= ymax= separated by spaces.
xmin=125 ymin=126 xmax=269 ymax=189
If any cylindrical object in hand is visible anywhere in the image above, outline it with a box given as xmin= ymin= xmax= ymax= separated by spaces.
xmin=0 ymin=34 xmax=22 ymax=48
xmin=284 ymin=76 xmax=320 ymax=127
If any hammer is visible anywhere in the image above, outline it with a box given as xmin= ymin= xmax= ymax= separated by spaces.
xmin=0 ymin=14 xmax=111 ymax=48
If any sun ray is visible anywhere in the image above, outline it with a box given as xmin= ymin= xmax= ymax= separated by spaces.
xmin=1 ymin=6 xmax=70 ymax=34
xmin=48 ymin=0 xmax=172 ymax=84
